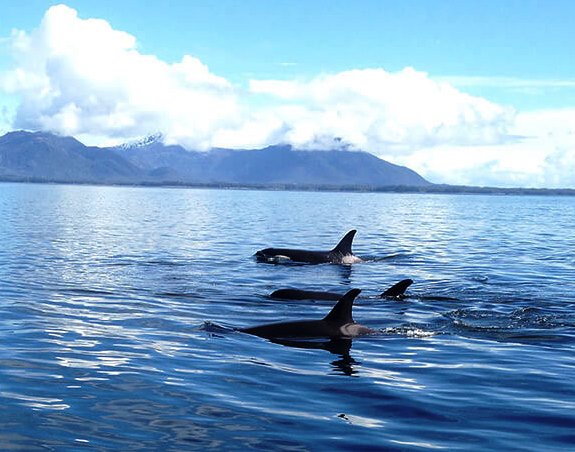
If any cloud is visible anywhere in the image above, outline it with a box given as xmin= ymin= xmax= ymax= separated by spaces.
xmin=1 ymin=4 xmax=239 ymax=149
xmin=437 ymin=75 xmax=575 ymax=89
xmin=518 ymin=109 xmax=575 ymax=187
xmin=0 ymin=4 xmax=572 ymax=187
xmin=396 ymin=108 xmax=575 ymax=188
xmin=0 ymin=4 xmax=513 ymax=153
xmin=247 ymin=69 xmax=513 ymax=153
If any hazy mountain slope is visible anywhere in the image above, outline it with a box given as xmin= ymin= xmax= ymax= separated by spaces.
xmin=0 ymin=131 xmax=431 ymax=187
xmin=0 ymin=131 xmax=143 ymax=182
xmin=115 ymin=142 xmax=431 ymax=186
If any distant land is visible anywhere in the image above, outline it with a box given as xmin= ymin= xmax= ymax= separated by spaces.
xmin=0 ymin=130 xmax=429 ymax=186
xmin=0 ymin=130 xmax=574 ymax=196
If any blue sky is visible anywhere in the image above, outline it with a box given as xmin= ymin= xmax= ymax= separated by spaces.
xmin=1 ymin=1 xmax=574 ymax=187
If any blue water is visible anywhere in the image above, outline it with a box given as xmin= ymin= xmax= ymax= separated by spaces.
xmin=1 ymin=183 xmax=574 ymax=451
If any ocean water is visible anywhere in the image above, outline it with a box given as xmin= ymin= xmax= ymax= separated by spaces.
xmin=0 ymin=183 xmax=574 ymax=451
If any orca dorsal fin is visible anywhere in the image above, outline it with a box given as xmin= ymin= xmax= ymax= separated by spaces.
xmin=331 ymin=230 xmax=356 ymax=255
xmin=323 ymin=288 xmax=361 ymax=324
xmin=381 ymin=279 xmax=413 ymax=298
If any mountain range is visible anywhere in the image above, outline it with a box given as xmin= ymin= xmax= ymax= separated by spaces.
xmin=0 ymin=131 xmax=431 ymax=187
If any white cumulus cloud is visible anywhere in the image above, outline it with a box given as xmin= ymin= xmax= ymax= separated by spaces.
xmin=1 ymin=4 xmax=239 ymax=149
xmin=397 ymin=108 xmax=575 ymax=188
xmin=1 ymin=4 xmax=572 ymax=187
xmin=247 ymin=68 xmax=513 ymax=153
xmin=0 ymin=4 xmax=513 ymax=153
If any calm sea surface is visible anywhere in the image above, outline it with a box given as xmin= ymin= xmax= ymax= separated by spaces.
xmin=0 ymin=183 xmax=574 ymax=451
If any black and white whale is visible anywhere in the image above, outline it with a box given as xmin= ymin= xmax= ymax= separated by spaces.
xmin=270 ymin=279 xmax=414 ymax=301
xmin=240 ymin=289 xmax=373 ymax=339
xmin=255 ymin=230 xmax=361 ymax=264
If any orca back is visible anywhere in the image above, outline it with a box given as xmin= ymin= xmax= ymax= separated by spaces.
xmin=241 ymin=289 xmax=362 ymax=339
xmin=270 ymin=289 xmax=341 ymax=301
xmin=255 ymin=230 xmax=359 ymax=264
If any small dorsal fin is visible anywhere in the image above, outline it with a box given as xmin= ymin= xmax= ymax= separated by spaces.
xmin=323 ymin=288 xmax=361 ymax=324
xmin=331 ymin=230 xmax=356 ymax=255
xmin=381 ymin=279 xmax=413 ymax=298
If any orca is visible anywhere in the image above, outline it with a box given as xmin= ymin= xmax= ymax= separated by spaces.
xmin=270 ymin=279 xmax=414 ymax=301
xmin=240 ymin=289 xmax=374 ymax=339
xmin=255 ymin=230 xmax=361 ymax=264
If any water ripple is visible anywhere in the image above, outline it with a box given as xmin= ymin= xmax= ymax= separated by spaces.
xmin=1 ymin=185 xmax=574 ymax=450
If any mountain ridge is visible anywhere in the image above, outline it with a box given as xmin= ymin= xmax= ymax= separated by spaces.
xmin=0 ymin=130 xmax=431 ymax=187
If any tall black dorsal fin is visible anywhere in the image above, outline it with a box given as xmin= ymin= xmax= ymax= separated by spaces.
xmin=381 ymin=279 xmax=413 ymax=298
xmin=331 ymin=230 xmax=356 ymax=255
xmin=323 ymin=288 xmax=361 ymax=324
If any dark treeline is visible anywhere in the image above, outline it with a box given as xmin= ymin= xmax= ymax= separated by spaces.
xmin=1 ymin=177 xmax=574 ymax=196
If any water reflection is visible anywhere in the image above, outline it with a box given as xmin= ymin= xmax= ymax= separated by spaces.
xmin=336 ymin=263 xmax=354 ymax=282
xmin=330 ymin=353 xmax=359 ymax=377
xmin=268 ymin=338 xmax=359 ymax=376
